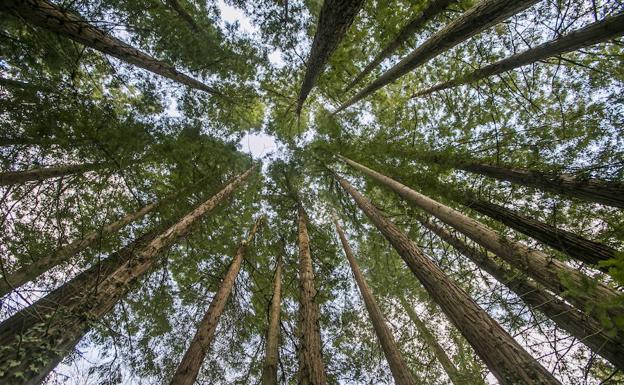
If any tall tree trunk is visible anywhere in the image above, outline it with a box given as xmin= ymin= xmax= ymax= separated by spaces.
xmin=0 ymin=0 xmax=219 ymax=94
xmin=165 ymin=0 xmax=200 ymax=32
xmin=169 ymin=216 xmax=264 ymax=385
xmin=332 ymin=172 xmax=561 ymax=385
xmin=460 ymin=196 xmax=618 ymax=266
xmin=260 ymin=253 xmax=283 ymax=385
xmin=334 ymin=0 xmax=539 ymax=113
xmin=334 ymin=219 xmax=417 ymax=385
xmin=0 ymin=201 xmax=159 ymax=297
xmin=345 ymin=0 xmax=456 ymax=91
xmin=0 ymin=165 xmax=256 ymax=385
xmin=397 ymin=296 xmax=477 ymax=385
xmin=0 ymin=162 xmax=108 ymax=186
xmin=297 ymin=205 xmax=327 ymax=385
xmin=338 ymin=155 xmax=623 ymax=326
xmin=413 ymin=14 xmax=624 ymax=97
xmin=296 ymin=0 xmax=364 ymax=114
xmin=420 ymin=218 xmax=624 ymax=370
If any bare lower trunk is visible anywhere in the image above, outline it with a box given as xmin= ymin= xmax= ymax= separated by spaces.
xmin=297 ymin=206 xmax=327 ymax=385
xmin=260 ymin=253 xmax=283 ymax=385
xmin=0 ymin=0 xmax=218 ymax=94
xmin=169 ymin=216 xmax=263 ymax=385
xmin=296 ymin=0 xmax=364 ymax=113
xmin=333 ymin=171 xmax=561 ymax=385
xmin=414 ymin=14 xmax=624 ymax=97
xmin=0 ymin=162 xmax=107 ymax=186
xmin=334 ymin=0 xmax=539 ymax=113
xmin=420 ymin=218 xmax=624 ymax=370
xmin=334 ymin=219 xmax=416 ymax=385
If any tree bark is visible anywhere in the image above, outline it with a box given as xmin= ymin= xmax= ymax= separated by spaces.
xmin=0 ymin=201 xmax=159 ymax=297
xmin=165 ymin=0 xmax=201 ymax=32
xmin=420 ymin=218 xmax=624 ymax=370
xmin=0 ymin=0 xmax=219 ymax=94
xmin=260 ymin=253 xmax=283 ymax=385
xmin=0 ymin=165 xmax=256 ymax=385
xmin=296 ymin=0 xmax=364 ymax=114
xmin=334 ymin=0 xmax=539 ymax=113
xmin=345 ymin=0 xmax=457 ymax=91
xmin=297 ymin=205 xmax=327 ymax=385
xmin=334 ymin=219 xmax=417 ymax=385
xmin=338 ymin=155 xmax=623 ymax=327
xmin=333 ymin=172 xmax=561 ymax=385
xmin=0 ymin=162 xmax=108 ymax=186
xmin=169 ymin=216 xmax=264 ymax=385
xmin=413 ymin=14 xmax=624 ymax=97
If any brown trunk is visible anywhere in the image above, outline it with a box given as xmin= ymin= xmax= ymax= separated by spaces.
xmin=0 ymin=201 xmax=159 ymax=297
xmin=333 ymin=172 xmax=561 ymax=385
xmin=338 ymin=155 xmax=623 ymax=327
xmin=334 ymin=0 xmax=539 ymax=113
xmin=0 ymin=162 xmax=107 ymax=186
xmin=0 ymin=165 xmax=256 ymax=385
xmin=420 ymin=218 xmax=624 ymax=370
xmin=0 ymin=0 xmax=219 ymax=94
xmin=334 ymin=219 xmax=417 ymax=385
xmin=296 ymin=0 xmax=364 ymax=114
xmin=169 ymin=216 xmax=264 ymax=385
xmin=165 ymin=0 xmax=200 ymax=32
xmin=461 ymin=196 xmax=618 ymax=266
xmin=414 ymin=14 xmax=624 ymax=97
xmin=260 ymin=253 xmax=283 ymax=385
xmin=345 ymin=0 xmax=456 ymax=91
xmin=297 ymin=205 xmax=327 ymax=385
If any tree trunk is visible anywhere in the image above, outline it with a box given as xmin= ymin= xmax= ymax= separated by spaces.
xmin=0 ymin=201 xmax=159 ymax=297
xmin=420 ymin=218 xmax=624 ymax=370
xmin=345 ymin=0 xmax=456 ymax=91
xmin=334 ymin=219 xmax=417 ymax=385
xmin=165 ymin=0 xmax=201 ymax=32
xmin=297 ymin=205 xmax=327 ymax=385
xmin=169 ymin=216 xmax=264 ymax=385
xmin=398 ymin=296 xmax=477 ymax=385
xmin=0 ymin=165 xmax=256 ymax=385
xmin=334 ymin=0 xmax=539 ymax=113
xmin=333 ymin=172 xmax=561 ymax=385
xmin=338 ymin=155 xmax=623 ymax=327
xmin=414 ymin=14 xmax=624 ymax=97
xmin=0 ymin=162 xmax=108 ymax=186
xmin=296 ymin=0 xmax=364 ymax=114
xmin=0 ymin=0 xmax=219 ymax=94
xmin=260 ymin=253 xmax=283 ymax=385
xmin=461 ymin=196 xmax=618 ymax=266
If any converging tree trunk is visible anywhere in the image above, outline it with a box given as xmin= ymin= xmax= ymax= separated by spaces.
xmin=260 ymin=253 xmax=283 ymax=385
xmin=420 ymin=218 xmax=624 ymax=370
xmin=338 ymin=155 xmax=623 ymax=326
xmin=166 ymin=0 xmax=201 ymax=32
xmin=0 ymin=0 xmax=219 ymax=94
xmin=0 ymin=165 xmax=257 ymax=385
xmin=332 ymin=172 xmax=561 ymax=385
xmin=297 ymin=205 xmax=327 ymax=385
xmin=169 ymin=216 xmax=264 ymax=385
xmin=296 ymin=0 xmax=364 ymax=114
xmin=334 ymin=219 xmax=417 ymax=385
xmin=413 ymin=14 xmax=624 ymax=97
xmin=334 ymin=0 xmax=539 ymax=113
xmin=345 ymin=0 xmax=456 ymax=91
xmin=0 ymin=162 xmax=108 ymax=186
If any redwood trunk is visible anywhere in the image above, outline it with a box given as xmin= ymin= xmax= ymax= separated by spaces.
xmin=334 ymin=219 xmax=416 ymax=385
xmin=339 ymin=155 xmax=623 ymax=325
xmin=333 ymin=173 xmax=561 ymax=385
xmin=0 ymin=162 xmax=107 ymax=186
xmin=166 ymin=0 xmax=200 ymax=32
xmin=421 ymin=218 xmax=624 ymax=370
xmin=296 ymin=0 xmax=364 ymax=113
xmin=0 ymin=165 xmax=256 ymax=385
xmin=0 ymin=0 xmax=218 ymax=94
xmin=334 ymin=0 xmax=539 ymax=113
xmin=169 ymin=216 xmax=263 ymax=385
xmin=297 ymin=206 xmax=327 ymax=385
xmin=414 ymin=14 xmax=624 ymax=97
xmin=260 ymin=254 xmax=283 ymax=385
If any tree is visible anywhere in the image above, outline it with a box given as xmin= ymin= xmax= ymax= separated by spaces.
xmin=260 ymin=252 xmax=283 ymax=385
xmin=0 ymin=162 xmax=108 ymax=186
